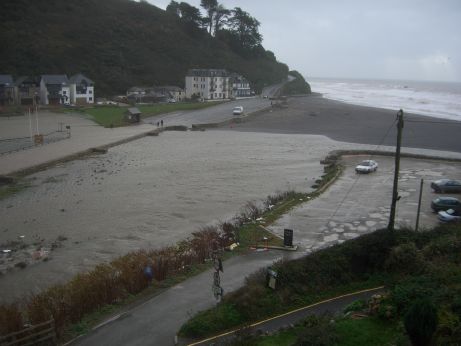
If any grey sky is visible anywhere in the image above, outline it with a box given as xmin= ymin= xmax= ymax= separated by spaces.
xmin=147 ymin=0 xmax=461 ymax=82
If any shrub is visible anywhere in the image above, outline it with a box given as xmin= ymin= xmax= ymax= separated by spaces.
xmin=404 ymin=298 xmax=438 ymax=346
xmin=0 ymin=303 xmax=23 ymax=336
xmin=295 ymin=315 xmax=337 ymax=346
xmin=385 ymin=242 xmax=426 ymax=275
xmin=390 ymin=276 xmax=438 ymax=314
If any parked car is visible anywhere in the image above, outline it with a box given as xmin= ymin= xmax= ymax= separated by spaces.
xmin=431 ymin=179 xmax=461 ymax=193
xmin=438 ymin=209 xmax=461 ymax=223
xmin=232 ymin=106 xmax=243 ymax=115
xmin=431 ymin=197 xmax=461 ymax=212
xmin=355 ymin=160 xmax=378 ymax=174
xmin=168 ymin=98 xmax=177 ymax=103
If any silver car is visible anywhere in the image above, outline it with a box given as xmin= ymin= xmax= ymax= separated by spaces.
xmin=431 ymin=179 xmax=461 ymax=193
xmin=438 ymin=209 xmax=461 ymax=223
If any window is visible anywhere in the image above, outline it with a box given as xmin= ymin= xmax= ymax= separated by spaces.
xmin=62 ymin=90 xmax=67 ymax=95
xmin=89 ymin=97 xmax=93 ymax=101
xmin=89 ymin=90 xmax=93 ymax=94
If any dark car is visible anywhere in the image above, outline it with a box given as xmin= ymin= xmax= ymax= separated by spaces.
xmin=431 ymin=179 xmax=461 ymax=193
xmin=431 ymin=197 xmax=461 ymax=212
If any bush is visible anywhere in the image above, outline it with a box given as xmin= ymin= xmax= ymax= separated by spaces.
xmin=295 ymin=315 xmax=337 ymax=346
xmin=404 ymin=298 xmax=438 ymax=346
xmin=385 ymin=243 xmax=426 ymax=275
xmin=390 ymin=276 xmax=438 ymax=314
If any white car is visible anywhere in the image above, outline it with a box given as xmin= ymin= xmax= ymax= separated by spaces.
xmin=438 ymin=209 xmax=461 ymax=223
xmin=232 ymin=106 xmax=243 ymax=115
xmin=355 ymin=160 xmax=378 ymax=174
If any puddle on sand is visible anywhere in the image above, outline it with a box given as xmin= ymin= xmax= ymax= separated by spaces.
xmin=0 ymin=131 xmax=328 ymax=302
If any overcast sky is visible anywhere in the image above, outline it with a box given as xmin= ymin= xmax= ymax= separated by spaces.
xmin=147 ymin=0 xmax=461 ymax=82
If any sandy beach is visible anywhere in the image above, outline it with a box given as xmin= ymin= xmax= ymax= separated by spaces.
xmin=227 ymin=94 xmax=461 ymax=153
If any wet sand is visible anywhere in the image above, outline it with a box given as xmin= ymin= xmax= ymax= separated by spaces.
xmin=227 ymin=94 xmax=461 ymax=153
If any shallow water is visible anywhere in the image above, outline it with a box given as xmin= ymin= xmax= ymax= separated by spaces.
xmin=0 ymin=131 xmax=331 ymax=301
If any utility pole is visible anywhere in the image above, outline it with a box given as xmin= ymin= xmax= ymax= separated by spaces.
xmin=388 ymin=109 xmax=404 ymax=231
xmin=415 ymin=179 xmax=424 ymax=232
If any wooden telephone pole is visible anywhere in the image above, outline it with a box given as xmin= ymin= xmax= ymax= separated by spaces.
xmin=388 ymin=109 xmax=404 ymax=231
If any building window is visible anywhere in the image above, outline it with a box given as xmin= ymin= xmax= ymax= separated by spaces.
xmin=89 ymin=97 xmax=93 ymax=101
xmin=62 ymin=90 xmax=66 ymax=95
xmin=89 ymin=90 xmax=93 ymax=94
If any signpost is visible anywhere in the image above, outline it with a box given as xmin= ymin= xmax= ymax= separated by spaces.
xmin=284 ymin=229 xmax=293 ymax=247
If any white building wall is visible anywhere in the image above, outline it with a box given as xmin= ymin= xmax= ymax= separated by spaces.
xmin=39 ymin=79 xmax=48 ymax=105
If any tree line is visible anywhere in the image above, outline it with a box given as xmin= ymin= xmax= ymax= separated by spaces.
xmin=166 ymin=1 xmax=262 ymax=55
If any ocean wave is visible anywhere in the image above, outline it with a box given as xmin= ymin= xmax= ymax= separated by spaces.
xmin=309 ymin=78 xmax=461 ymax=121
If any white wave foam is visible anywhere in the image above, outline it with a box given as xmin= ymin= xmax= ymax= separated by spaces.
xmin=309 ymin=78 xmax=461 ymax=121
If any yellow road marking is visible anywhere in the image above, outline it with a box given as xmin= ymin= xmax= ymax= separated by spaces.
xmin=186 ymin=286 xmax=385 ymax=346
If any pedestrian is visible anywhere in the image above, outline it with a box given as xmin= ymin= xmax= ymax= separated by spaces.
xmin=143 ymin=260 xmax=154 ymax=286
xmin=160 ymin=119 xmax=164 ymax=127
xmin=157 ymin=121 xmax=159 ymax=127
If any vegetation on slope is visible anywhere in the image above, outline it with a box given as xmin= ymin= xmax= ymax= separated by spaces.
xmin=282 ymin=70 xmax=312 ymax=95
xmin=180 ymin=224 xmax=461 ymax=345
xmin=0 ymin=0 xmax=289 ymax=95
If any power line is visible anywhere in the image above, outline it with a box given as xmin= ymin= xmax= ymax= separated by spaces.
xmin=325 ymin=118 xmax=398 ymax=224
xmin=405 ymin=119 xmax=461 ymax=125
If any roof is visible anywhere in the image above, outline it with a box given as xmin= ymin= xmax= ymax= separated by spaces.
xmin=157 ymin=85 xmax=183 ymax=92
xmin=69 ymin=73 xmax=94 ymax=85
xmin=15 ymin=76 xmax=40 ymax=87
xmin=0 ymin=75 xmax=14 ymax=86
xmin=127 ymin=107 xmax=141 ymax=115
xmin=186 ymin=69 xmax=228 ymax=77
xmin=41 ymin=75 xmax=69 ymax=85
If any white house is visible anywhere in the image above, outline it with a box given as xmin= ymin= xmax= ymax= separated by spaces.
xmin=229 ymin=73 xmax=251 ymax=98
xmin=185 ymin=69 xmax=231 ymax=101
xmin=40 ymin=75 xmax=71 ymax=105
xmin=69 ymin=73 xmax=94 ymax=105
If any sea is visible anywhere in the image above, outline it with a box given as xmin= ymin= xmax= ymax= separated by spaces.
xmin=308 ymin=77 xmax=461 ymax=121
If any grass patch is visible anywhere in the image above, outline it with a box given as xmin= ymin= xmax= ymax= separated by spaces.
xmin=335 ymin=317 xmax=405 ymax=346
xmin=0 ymin=181 xmax=30 ymax=200
xmin=81 ymin=102 xmax=226 ymax=127
xmin=248 ymin=317 xmax=405 ymax=346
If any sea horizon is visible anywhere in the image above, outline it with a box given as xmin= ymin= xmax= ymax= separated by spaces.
xmin=307 ymin=77 xmax=461 ymax=121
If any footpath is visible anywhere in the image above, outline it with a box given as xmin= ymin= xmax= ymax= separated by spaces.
xmin=73 ymin=249 xmax=301 ymax=346
xmin=181 ymin=286 xmax=385 ymax=345
xmin=0 ymin=112 xmax=155 ymax=176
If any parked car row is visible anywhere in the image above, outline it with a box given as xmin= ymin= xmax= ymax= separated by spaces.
xmin=353 ymin=159 xmax=460 ymax=224
xmin=431 ymin=178 xmax=461 ymax=224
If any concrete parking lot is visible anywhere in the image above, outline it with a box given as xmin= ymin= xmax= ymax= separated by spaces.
xmin=269 ymin=155 xmax=461 ymax=252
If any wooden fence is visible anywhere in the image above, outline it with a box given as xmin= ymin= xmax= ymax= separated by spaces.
xmin=0 ymin=320 xmax=56 ymax=346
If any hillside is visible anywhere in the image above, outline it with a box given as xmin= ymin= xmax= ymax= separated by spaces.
xmin=0 ymin=0 xmax=289 ymax=96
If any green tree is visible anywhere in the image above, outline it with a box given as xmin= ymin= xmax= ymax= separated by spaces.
xmin=227 ymin=7 xmax=262 ymax=49
xmin=213 ymin=4 xmax=230 ymax=35
xmin=404 ymin=298 xmax=438 ymax=346
xmin=200 ymin=0 xmax=217 ymax=34
xmin=178 ymin=2 xmax=204 ymax=29
xmin=166 ymin=0 xmax=180 ymax=16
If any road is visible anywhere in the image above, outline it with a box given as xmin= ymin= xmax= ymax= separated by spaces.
xmin=74 ymin=250 xmax=301 ymax=346
xmin=144 ymin=97 xmax=272 ymax=127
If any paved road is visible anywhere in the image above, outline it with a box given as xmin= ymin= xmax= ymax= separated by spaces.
xmin=144 ymin=97 xmax=272 ymax=127
xmin=185 ymin=287 xmax=384 ymax=345
xmin=74 ymin=250 xmax=301 ymax=346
